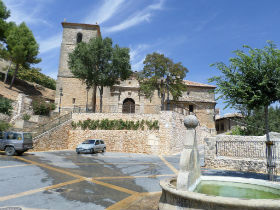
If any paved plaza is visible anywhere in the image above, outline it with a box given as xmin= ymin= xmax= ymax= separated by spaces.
xmin=0 ymin=151 xmax=275 ymax=210
xmin=0 ymin=151 xmax=180 ymax=210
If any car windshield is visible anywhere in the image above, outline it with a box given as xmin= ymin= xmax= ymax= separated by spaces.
xmin=82 ymin=140 xmax=95 ymax=144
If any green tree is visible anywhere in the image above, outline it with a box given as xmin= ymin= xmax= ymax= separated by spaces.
xmin=138 ymin=52 xmax=188 ymax=109
xmin=235 ymin=106 xmax=280 ymax=136
xmin=0 ymin=0 xmax=10 ymax=42
xmin=68 ymin=36 xmax=132 ymax=112
xmin=6 ymin=22 xmax=41 ymax=89
xmin=209 ymin=41 xmax=280 ymax=141
xmin=209 ymin=41 xmax=280 ymax=180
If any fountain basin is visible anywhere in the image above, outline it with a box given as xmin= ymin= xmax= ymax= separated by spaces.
xmin=159 ymin=176 xmax=280 ymax=210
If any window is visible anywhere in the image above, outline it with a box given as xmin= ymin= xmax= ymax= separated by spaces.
xmin=76 ymin=33 xmax=83 ymax=43
xmin=89 ymin=140 xmax=96 ymax=144
xmin=0 ymin=132 xmax=3 ymax=139
xmin=95 ymin=140 xmax=100 ymax=145
xmin=72 ymin=98 xmax=76 ymax=104
xmin=189 ymin=105 xmax=194 ymax=113
xmin=100 ymin=140 xmax=104 ymax=144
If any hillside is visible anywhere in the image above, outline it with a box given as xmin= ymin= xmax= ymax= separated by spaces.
xmin=0 ymin=78 xmax=55 ymax=102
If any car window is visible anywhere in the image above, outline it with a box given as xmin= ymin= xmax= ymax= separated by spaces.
xmin=100 ymin=140 xmax=104 ymax=144
xmin=82 ymin=140 xmax=90 ymax=144
xmin=0 ymin=132 xmax=3 ymax=139
xmin=95 ymin=140 xmax=100 ymax=145
xmin=7 ymin=132 xmax=21 ymax=140
xmin=89 ymin=140 xmax=96 ymax=144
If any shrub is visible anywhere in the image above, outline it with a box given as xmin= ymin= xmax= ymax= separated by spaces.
xmin=71 ymin=118 xmax=160 ymax=130
xmin=0 ymin=120 xmax=11 ymax=131
xmin=22 ymin=114 xmax=31 ymax=121
xmin=0 ymin=96 xmax=13 ymax=115
xmin=32 ymin=98 xmax=56 ymax=116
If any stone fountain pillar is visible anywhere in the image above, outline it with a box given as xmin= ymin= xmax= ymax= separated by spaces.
xmin=176 ymin=115 xmax=201 ymax=191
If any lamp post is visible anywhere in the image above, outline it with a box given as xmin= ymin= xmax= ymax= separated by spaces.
xmin=59 ymin=87 xmax=63 ymax=114
xmin=166 ymin=75 xmax=170 ymax=111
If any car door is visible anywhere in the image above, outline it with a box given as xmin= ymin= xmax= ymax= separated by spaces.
xmin=95 ymin=140 xmax=100 ymax=151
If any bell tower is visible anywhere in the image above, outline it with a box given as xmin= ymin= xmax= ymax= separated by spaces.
xmin=55 ymin=22 xmax=101 ymax=112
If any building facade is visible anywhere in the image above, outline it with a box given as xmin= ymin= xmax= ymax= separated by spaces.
xmin=55 ymin=22 xmax=216 ymax=129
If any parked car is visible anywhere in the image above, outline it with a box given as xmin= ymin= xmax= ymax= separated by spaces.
xmin=0 ymin=131 xmax=33 ymax=156
xmin=76 ymin=139 xmax=106 ymax=154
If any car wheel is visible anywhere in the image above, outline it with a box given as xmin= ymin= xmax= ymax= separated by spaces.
xmin=91 ymin=149 xmax=95 ymax=154
xmin=5 ymin=146 xmax=16 ymax=156
xmin=102 ymin=147 xmax=106 ymax=153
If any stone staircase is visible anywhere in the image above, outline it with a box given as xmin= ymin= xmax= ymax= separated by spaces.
xmin=32 ymin=112 xmax=72 ymax=139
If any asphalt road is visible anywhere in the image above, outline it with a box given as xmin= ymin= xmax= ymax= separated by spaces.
xmin=0 ymin=151 xmax=179 ymax=210
xmin=0 ymin=150 xmax=276 ymax=210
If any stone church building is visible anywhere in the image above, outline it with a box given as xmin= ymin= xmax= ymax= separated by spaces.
xmin=55 ymin=22 xmax=216 ymax=129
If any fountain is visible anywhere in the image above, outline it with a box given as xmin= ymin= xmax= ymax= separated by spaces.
xmin=159 ymin=115 xmax=280 ymax=210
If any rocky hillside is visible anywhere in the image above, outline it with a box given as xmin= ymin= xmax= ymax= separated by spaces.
xmin=0 ymin=77 xmax=55 ymax=102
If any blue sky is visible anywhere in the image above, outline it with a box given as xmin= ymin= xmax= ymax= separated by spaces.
xmin=3 ymin=0 xmax=280 ymax=114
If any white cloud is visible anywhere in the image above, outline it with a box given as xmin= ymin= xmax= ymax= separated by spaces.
xmin=104 ymin=0 xmax=165 ymax=33
xmin=39 ymin=34 xmax=61 ymax=54
xmin=130 ymin=44 xmax=151 ymax=71
xmin=83 ymin=0 xmax=126 ymax=24
xmin=3 ymin=0 xmax=51 ymax=26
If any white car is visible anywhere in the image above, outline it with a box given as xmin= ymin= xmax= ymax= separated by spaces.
xmin=76 ymin=139 xmax=106 ymax=154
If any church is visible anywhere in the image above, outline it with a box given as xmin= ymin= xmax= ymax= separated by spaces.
xmin=55 ymin=22 xmax=216 ymax=130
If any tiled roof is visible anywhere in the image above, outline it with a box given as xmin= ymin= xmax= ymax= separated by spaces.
xmin=184 ymin=80 xmax=216 ymax=88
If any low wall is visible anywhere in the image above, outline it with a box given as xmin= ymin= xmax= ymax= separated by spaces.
xmin=204 ymin=132 xmax=280 ymax=173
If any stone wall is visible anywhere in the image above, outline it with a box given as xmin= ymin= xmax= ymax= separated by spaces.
xmin=204 ymin=132 xmax=280 ymax=173
xmin=68 ymin=112 xmax=213 ymax=155
xmin=31 ymin=121 xmax=72 ymax=151
xmin=30 ymin=111 xmax=214 ymax=155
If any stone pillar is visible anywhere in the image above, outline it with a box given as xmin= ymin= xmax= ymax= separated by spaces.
xmin=176 ymin=115 xmax=201 ymax=191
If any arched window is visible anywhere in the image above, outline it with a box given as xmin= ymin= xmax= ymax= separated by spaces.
xmin=122 ymin=98 xmax=135 ymax=113
xmin=76 ymin=32 xmax=83 ymax=43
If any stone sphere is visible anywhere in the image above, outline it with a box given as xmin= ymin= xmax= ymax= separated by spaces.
xmin=184 ymin=115 xmax=199 ymax=128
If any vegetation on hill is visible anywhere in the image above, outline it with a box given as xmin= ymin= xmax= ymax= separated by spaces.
xmin=231 ymin=106 xmax=280 ymax=136
xmin=32 ymin=97 xmax=56 ymax=116
xmin=0 ymin=96 xmax=12 ymax=115
xmin=6 ymin=67 xmax=56 ymax=90
xmin=68 ymin=36 xmax=132 ymax=113
xmin=0 ymin=120 xmax=10 ymax=131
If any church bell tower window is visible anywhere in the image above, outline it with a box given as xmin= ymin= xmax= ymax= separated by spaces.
xmin=76 ymin=33 xmax=83 ymax=43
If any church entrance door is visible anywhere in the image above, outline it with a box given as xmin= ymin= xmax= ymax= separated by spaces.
xmin=122 ymin=98 xmax=135 ymax=113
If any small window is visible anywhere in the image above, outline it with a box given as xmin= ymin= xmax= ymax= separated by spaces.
xmin=189 ymin=105 xmax=194 ymax=113
xmin=95 ymin=140 xmax=100 ymax=145
xmin=76 ymin=33 xmax=83 ymax=43
xmin=72 ymin=98 xmax=76 ymax=104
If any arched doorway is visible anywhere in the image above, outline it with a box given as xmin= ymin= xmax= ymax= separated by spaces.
xmin=122 ymin=98 xmax=135 ymax=113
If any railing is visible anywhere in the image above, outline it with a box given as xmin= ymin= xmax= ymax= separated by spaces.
xmin=216 ymin=140 xmax=280 ymax=160
xmin=32 ymin=112 xmax=72 ymax=138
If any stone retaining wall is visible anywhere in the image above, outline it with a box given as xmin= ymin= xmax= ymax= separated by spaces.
xmin=31 ymin=121 xmax=71 ymax=151
xmin=31 ymin=111 xmax=214 ymax=155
